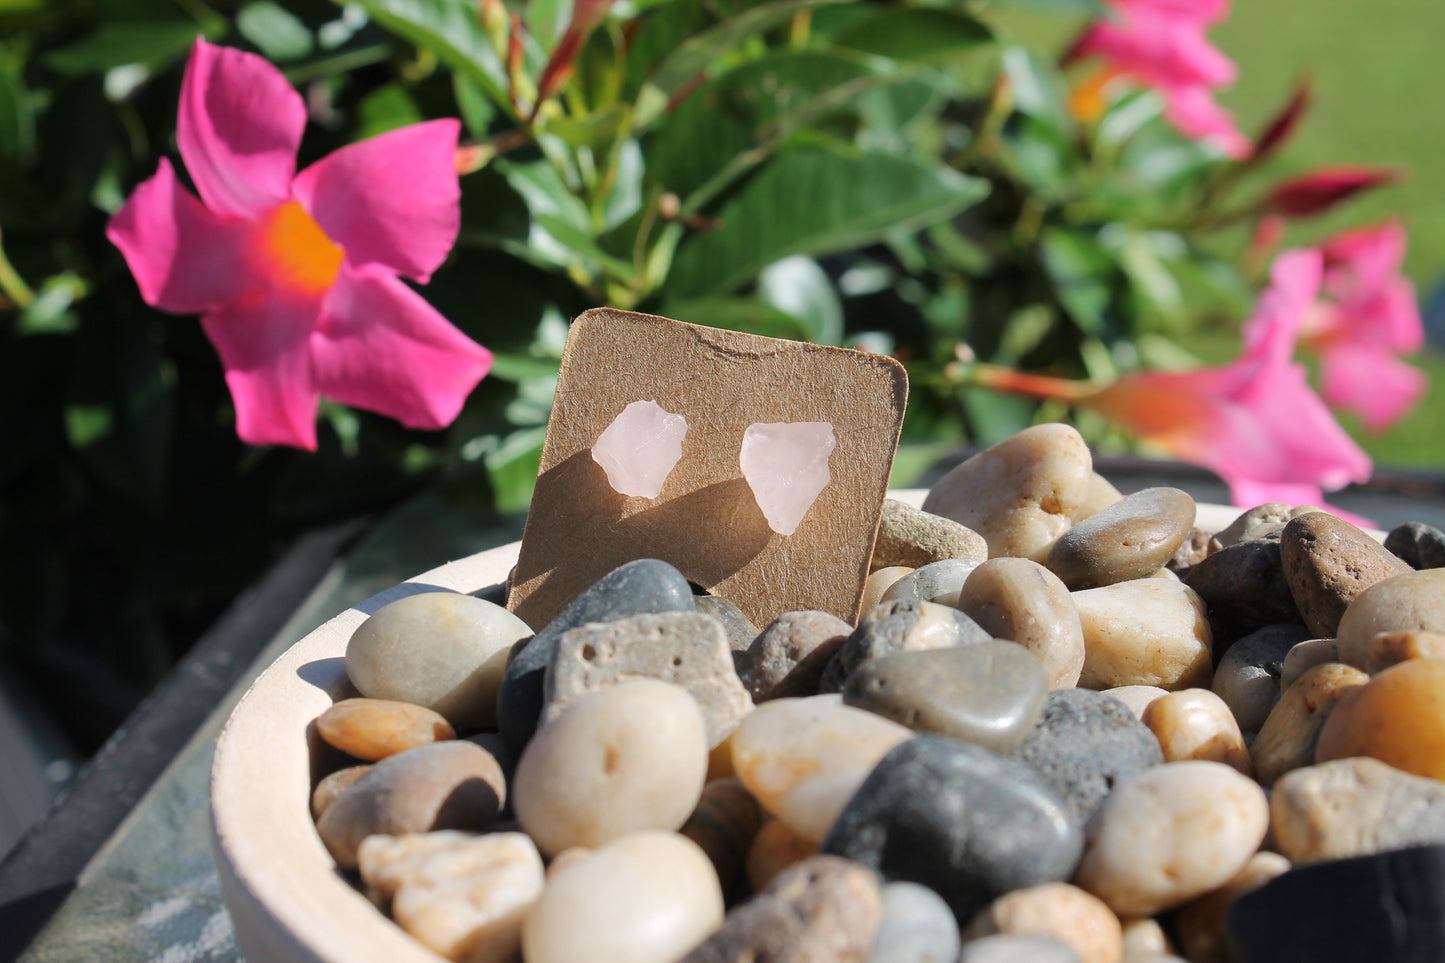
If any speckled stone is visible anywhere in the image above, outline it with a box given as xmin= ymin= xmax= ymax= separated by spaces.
xmin=964 ymin=883 xmax=1121 ymax=963
xmin=1250 ymin=662 xmax=1368 ymax=787
xmin=695 ymin=595 xmax=759 ymax=651
xmin=1280 ymin=512 xmax=1412 ymax=638
xmin=346 ymin=591 xmax=534 ymax=730
xmin=1271 ymin=757 xmax=1445 ymax=862
xmin=1315 ymin=657 xmax=1445 ymax=780
xmin=681 ymin=856 xmax=882 ymax=963
xmin=680 ymin=778 xmax=764 ymax=894
xmin=542 ymin=611 xmax=752 ymax=747
xmin=1334 ymin=569 xmax=1445 ymax=669
xmin=957 ymin=558 xmax=1086 ymax=689
xmin=1226 ymin=845 xmax=1445 ymax=963
xmin=1384 ymin=521 xmax=1445 ymax=570
xmin=957 ymin=935 xmax=1081 ymax=963
xmin=1168 ymin=528 xmax=1213 ymax=576
xmin=1046 ymin=488 xmax=1195 ymax=591
xmin=316 ymin=698 xmax=455 ymax=762
xmin=821 ymin=735 xmax=1083 ymax=922
xmin=1010 ymin=688 xmax=1164 ymax=826
xmin=1210 ymin=625 xmax=1311 ymax=732
xmin=820 ymin=600 xmax=990 ymax=693
xmin=881 ymin=559 xmax=983 ymax=609
xmin=737 ymin=610 xmax=853 ymax=702
xmin=842 ymin=642 xmax=1048 ymax=753
xmin=921 ymin=424 xmax=1093 ymax=562
xmin=1074 ymin=761 xmax=1269 ymax=917
xmin=1072 ymin=579 xmax=1213 ymax=691
xmin=873 ymin=498 xmax=988 ymax=570
xmin=513 ymin=680 xmax=706 ymax=856
xmin=868 ymin=881 xmax=961 ymax=963
xmin=1184 ymin=540 xmax=1301 ymax=637
xmin=498 ymin=558 xmax=695 ymax=750
xmin=316 ymin=741 xmax=507 ymax=870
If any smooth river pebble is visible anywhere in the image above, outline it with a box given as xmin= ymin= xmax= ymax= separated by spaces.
xmin=1315 ymin=657 xmax=1445 ymax=780
xmin=1073 ymin=578 xmax=1213 ymax=690
xmin=1140 ymin=688 xmax=1252 ymax=775
xmin=964 ymin=882 xmax=1121 ymax=963
xmin=1271 ymin=757 xmax=1445 ymax=862
xmin=873 ymin=498 xmax=988 ymax=570
xmin=1280 ymin=512 xmax=1411 ymax=638
xmin=1209 ymin=624 xmax=1311 ymax=733
xmin=1045 ymin=487 xmax=1195 ymax=591
xmin=316 ymin=697 xmax=455 ymax=762
xmin=1334 ymin=569 xmax=1445 ymax=669
xmin=821 ymin=600 xmax=990 ymax=693
xmin=957 ymin=557 xmax=1085 ymax=689
xmin=1249 ymin=661 xmax=1368 ymax=787
xmin=868 ymin=881 xmax=962 ymax=963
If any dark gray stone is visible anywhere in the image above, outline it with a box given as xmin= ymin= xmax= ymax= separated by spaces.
xmin=820 ymin=600 xmax=991 ymax=693
xmin=1045 ymin=487 xmax=1195 ymax=590
xmin=820 ymin=736 xmax=1082 ymax=923
xmin=842 ymin=642 xmax=1048 ymax=753
xmin=1184 ymin=538 xmax=1301 ymax=636
xmin=1227 ymin=845 xmax=1445 ymax=963
xmin=1010 ymin=688 xmax=1163 ymax=826
xmin=496 ymin=558 xmax=694 ymax=749
xmin=1211 ymin=624 xmax=1314 ymax=733
xmin=1386 ymin=521 xmax=1445 ymax=571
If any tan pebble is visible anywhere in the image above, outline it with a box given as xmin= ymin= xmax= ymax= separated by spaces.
xmin=1315 ymin=657 xmax=1445 ymax=780
xmin=522 ymin=832 xmax=724 ymax=963
xmin=1150 ymin=568 xmax=1178 ymax=581
xmin=707 ymin=732 xmax=736 ymax=781
xmin=1280 ymin=512 xmax=1411 ymax=638
xmin=1119 ymin=918 xmax=1172 ymax=958
xmin=863 ymin=567 xmax=914 ymax=612
xmin=1172 ymin=852 xmax=1289 ymax=963
xmin=958 ymin=557 xmax=1086 ymax=688
xmin=1046 ymin=488 xmax=1196 ymax=591
xmin=347 ymin=591 xmax=531 ymax=729
xmin=1249 ymin=662 xmax=1368 ymax=787
xmin=681 ymin=778 xmax=764 ymax=892
xmin=312 ymin=764 xmax=370 ymax=819
xmin=921 ymin=423 xmax=1093 ymax=562
xmin=1365 ymin=630 xmax=1445 ymax=674
xmin=1075 ymin=472 xmax=1124 ymax=521
xmin=1103 ymin=686 xmax=1168 ymax=720
xmin=964 ymin=882 xmax=1123 ymax=963
xmin=512 ymin=679 xmax=707 ymax=856
xmin=316 ymin=697 xmax=455 ymax=761
xmin=1278 ymin=638 xmax=1338 ymax=690
xmin=1073 ymin=580 xmax=1213 ymax=690
xmin=358 ymin=831 xmax=544 ymax=963
xmin=730 ymin=695 xmax=911 ymax=842
xmin=873 ymin=498 xmax=988 ymax=569
xmin=1209 ymin=502 xmax=1299 ymax=550
xmin=1271 ymin=756 xmax=1445 ymax=862
xmin=745 ymin=818 xmax=818 ymax=892
xmin=545 ymin=847 xmax=590 ymax=878
xmin=1335 ymin=569 xmax=1445 ymax=668
xmin=1073 ymin=761 xmax=1268 ymax=917
xmin=1140 ymin=689 xmax=1252 ymax=776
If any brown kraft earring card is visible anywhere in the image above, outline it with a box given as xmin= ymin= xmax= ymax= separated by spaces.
xmin=506 ymin=308 xmax=909 ymax=631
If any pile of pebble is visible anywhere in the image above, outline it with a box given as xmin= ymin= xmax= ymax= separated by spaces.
xmin=306 ymin=423 xmax=1445 ymax=963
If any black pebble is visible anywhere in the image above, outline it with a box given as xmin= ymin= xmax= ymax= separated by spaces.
xmin=1385 ymin=522 xmax=1445 ymax=571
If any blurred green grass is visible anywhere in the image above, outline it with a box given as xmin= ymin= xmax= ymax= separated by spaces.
xmin=990 ymin=0 xmax=1445 ymax=470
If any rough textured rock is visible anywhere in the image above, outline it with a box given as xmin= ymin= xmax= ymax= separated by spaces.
xmin=1045 ymin=487 xmax=1195 ymax=591
xmin=873 ymin=498 xmax=988 ymax=570
xmin=1280 ymin=512 xmax=1411 ymax=638
xmin=681 ymin=856 xmax=882 ymax=963
xmin=737 ymin=610 xmax=852 ymax=701
xmin=1271 ymin=757 xmax=1445 ymax=862
xmin=957 ymin=558 xmax=1086 ymax=689
xmin=821 ymin=735 xmax=1083 ymax=922
xmin=1209 ymin=502 xmax=1307 ymax=550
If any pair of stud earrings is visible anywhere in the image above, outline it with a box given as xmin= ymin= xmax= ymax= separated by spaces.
xmin=590 ymin=400 xmax=836 ymax=536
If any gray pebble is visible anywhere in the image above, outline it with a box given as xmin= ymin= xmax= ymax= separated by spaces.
xmin=1045 ymin=487 xmax=1196 ymax=590
xmin=694 ymin=594 xmax=759 ymax=651
xmin=874 ymin=498 xmax=988 ymax=570
xmin=842 ymin=642 xmax=1048 ymax=753
xmin=821 ymin=736 xmax=1083 ymax=923
xmin=881 ymin=558 xmax=982 ymax=609
xmin=1184 ymin=539 xmax=1301 ymax=637
xmin=1385 ymin=521 xmax=1445 ymax=570
xmin=821 ymin=600 xmax=991 ymax=693
xmin=497 ymin=559 xmax=694 ymax=750
xmin=867 ymin=882 xmax=961 ymax=963
xmin=737 ymin=610 xmax=853 ymax=701
xmin=1211 ymin=625 xmax=1313 ymax=733
xmin=958 ymin=935 xmax=1081 ymax=963
xmin=1010 ymin=688 xmax=1164 ymax=826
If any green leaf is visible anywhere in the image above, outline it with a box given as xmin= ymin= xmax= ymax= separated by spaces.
xmin=45 ymin=21 xmax=204 ymax=74
xmin=1000 ymin=46 xmax=1070 ymax=132
xmin=988 ymin=0 xmax=1105 ymax=12
xmin=997 ymin=115 xmax=1074 ymax=197
xmin=237 ymin=2 xmax=315 ymax=62
xmin=453 ymin=72 xmax=497 ymax=137
xmin=659 ymin=296 xmax=817 ymax=340
xmin=1038 ymin=227 xmax=1116 ymax=336
xmin=527 ymin=0 xmax=572 ymax=48
xmin=665 ymin=144 xmax=988 ymax=299
xmin=755 ymin=255 xmax=843 ymax=344
xmin=634 ymin=0 xmax=852 ymax=128
xmin=352 ymin=0 xmax=512 ymax=116
xmin=491 ymin=158 xmax=637 ymax=280
xmin=488 ymin=353 xmax=563 ymax=383
xmin=828 ymin=7 xmax=993 ymax=62
xmin=486 ymin=426 xmax=547 ymax=513
xmin=0 ymin=54 xmax=35 ymax=161
xmin=355 ymin=83 xmax=423 ymax=139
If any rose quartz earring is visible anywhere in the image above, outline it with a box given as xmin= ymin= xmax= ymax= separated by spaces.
xmin=740 ymin=421 xmax=836 ymax=535
xmin=591 ymin=400 xmax=688 ymax=498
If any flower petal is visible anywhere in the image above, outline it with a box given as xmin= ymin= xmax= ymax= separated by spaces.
xmin=1321 ymin=346 xmax=1427 ymax=433
xmin=178 ymin=38 xmax=305 ymax=220
xmin=291 ymin=119 xmax=462 ymax=284
xmin=201 ymin=291 xmax=322 ymax=450
xmin=1241 ymin=248 xmax=1322 ymax=361
xmin=310 ymin=265 xmax=491 ymax=430
xmin=106 ymin=158 xmax=261 ymax=314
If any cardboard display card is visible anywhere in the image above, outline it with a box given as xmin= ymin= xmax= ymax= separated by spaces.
xmin=507 ymin=308 xmax=908 ymax=631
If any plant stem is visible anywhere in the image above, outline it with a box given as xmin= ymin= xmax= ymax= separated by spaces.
xmin=0 ymin=227 xmax=35 ymax=310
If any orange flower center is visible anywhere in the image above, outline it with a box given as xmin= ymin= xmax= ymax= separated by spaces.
xmin=255 ymin=201 xmax=344 ymax=295
xmin=1069 ymin=66 xmax=1129 ymax=123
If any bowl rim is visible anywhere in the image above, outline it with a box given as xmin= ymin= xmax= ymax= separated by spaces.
xmin=209 ymin=492 xmax=1250 ymax=961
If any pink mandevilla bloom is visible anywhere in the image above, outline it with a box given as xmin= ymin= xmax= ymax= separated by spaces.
xmin=1073 ymin=0 xmax=1250 ymax=159
xmin=107 ymin=39 xmax=492 ymax=450
xmin=1303 ymin=221 xmax=1425 ymax=432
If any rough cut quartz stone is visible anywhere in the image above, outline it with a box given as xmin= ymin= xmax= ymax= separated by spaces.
xmin=740 ymin=421 xmax=836 ymax=536
xmin=591 ymin=400 xmax=688 ymax=498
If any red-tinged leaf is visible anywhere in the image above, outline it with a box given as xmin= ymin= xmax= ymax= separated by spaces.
xmin=1250 ymin=78 xmax=1312 ymax=162
xmin=1263 ymin=166 xmax=1399 ymax=218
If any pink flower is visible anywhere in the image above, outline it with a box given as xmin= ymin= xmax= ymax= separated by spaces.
xmin=1071 ymin=0 xmax=1250 ymax=158
xmin=1302 ymin=221 xmax=1426 ymax=431
xmin=1262 ymin=165 xmax=1398 ymax=219
xmin=107 ymin=39 xmax=492 ymax=451
xmin=974 ymin=250 xmax=1372 ymax=514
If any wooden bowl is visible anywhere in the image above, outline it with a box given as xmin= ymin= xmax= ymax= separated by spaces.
xmin=210 ymin=494 xmax=1247 ymax=961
